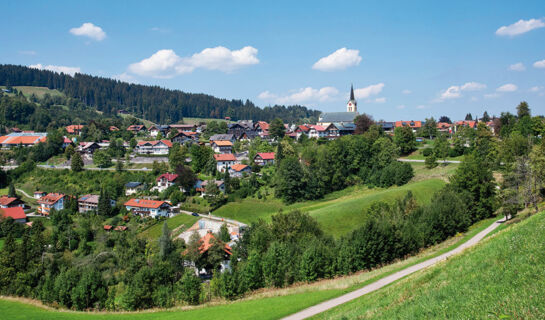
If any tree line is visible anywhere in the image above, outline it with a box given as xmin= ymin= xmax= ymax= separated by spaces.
xmin=0 ymin=64 xmax=320 ymax=123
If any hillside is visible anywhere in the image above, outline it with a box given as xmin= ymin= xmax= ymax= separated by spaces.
xmin=0 ymin=216 xmax=500 ymax=320
xmin=0 ymin=65 xmax=321 ymax=123
xmin=312 ymin=210 xmax=545 ymax=319
xmin=214 ymin=178 xmax=445 ymax=236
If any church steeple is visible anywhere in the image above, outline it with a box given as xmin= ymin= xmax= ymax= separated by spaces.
xmin=347 ymin=84 xmax=357 ymax=113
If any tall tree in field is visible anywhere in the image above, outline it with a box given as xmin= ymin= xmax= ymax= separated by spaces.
xmin=269 ymin=118 xmax=285 ymax=140
xmin=482 ymin=111 xmax=491 ymax=122
xmin=422 ymin=117 xmax=438 ymax=139
xmin=168 ymin=143 xmax=186 ymax=171
xmin=393 ymin=126 xmax=416 ymax=155
xmin=465 ymin=113 xmax=473 ymax=121
xmin=158 ymin=221 xmax=172 ymax=260
xmin=7 ymin=183 xmax=16 ymax=198
xmin=71 ymin=152 xmax=84 ymax=172
xmin=275 ymin=156 xmax=304 ymax=203
xmin=97 ymin=188 xmax=112 ymax=216
xmin=438 ymin=116 xmax=452 ymax=124
xmin=354 ymin=114 xmax=374 ymax=135
xmin=517 ymin=101 xmax=531 ymax=118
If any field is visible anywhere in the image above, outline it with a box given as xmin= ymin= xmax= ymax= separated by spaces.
xmin=214 ymin=178 xmax=445 ymax=236
xmin=409 ymin=162 xmax=458 ymax=182
xmin=139 ymin=213 xmax=200 ymax=240
xmin=313 ymin=210 xmax=545 ymax=319
xmin=0 ymin=216 xmax=499 ymax=319
xmin=181 ymin=117 xmax=231 ymax=125
xmin=401 ymin=148 xmax=464 ymax=161
xmin=1 ymin=86 xmax=64 ymax=98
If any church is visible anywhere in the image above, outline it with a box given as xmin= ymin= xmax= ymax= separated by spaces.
xmin=317 ymin=85 xmax=359 ymax=126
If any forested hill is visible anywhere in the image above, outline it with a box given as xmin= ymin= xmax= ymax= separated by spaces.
xmin=0 ymin=64 xmax=320 ymax=123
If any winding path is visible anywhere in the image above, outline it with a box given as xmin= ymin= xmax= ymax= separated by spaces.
xmin=281 ymin=217 xmax=505 ymax=320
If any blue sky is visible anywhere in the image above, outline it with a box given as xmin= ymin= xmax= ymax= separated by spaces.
xmin=1 ymin=0 xmax=544 ymax=121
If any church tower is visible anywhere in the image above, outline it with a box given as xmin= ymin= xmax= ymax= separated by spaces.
xmin=347 ymin=84 xmax=357 ymax=112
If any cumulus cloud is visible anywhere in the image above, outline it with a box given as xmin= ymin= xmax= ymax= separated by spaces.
xmin=29 ymin=63 xmax=80 ymax=76
xmin=312 ymin=48 xmax=362 ymax=71
xmin=529 ymin=86 xmax=543 ymax=92
xmin=402 ymin=89 xmax=412 ymax=94
xmin=496 ymin=18 xmax=545 ymax=37
xmin=354 ymin=83 xmax=384 ymax=99
xmin=69 ymin=22 xmax=106 ymax=41
xmin=533 ymin=59 xmax=545 ymax=68
xmin=112 ymin=72 xmax=138 ymax=84
xmin=128 ymin=46 xmax=259 ymax=78
xmin=438 ymin=82 xmax=486 ymax=101
xmin=509 ymin=62 xmax=526 ymax=71
xmin=258 ymin=87 xmax=339 ymax=104
xmin=497 ymin=83 xmax=518 ymax=92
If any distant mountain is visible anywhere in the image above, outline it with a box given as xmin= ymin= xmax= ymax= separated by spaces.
xmin=0 ymin=64 xmax=320 ymax=124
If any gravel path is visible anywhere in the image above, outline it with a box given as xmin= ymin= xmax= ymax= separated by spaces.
xmin=281 ymin=218 xmax=505 ymax=320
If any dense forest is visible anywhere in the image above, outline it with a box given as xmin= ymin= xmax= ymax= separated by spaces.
xmin=0 ymin=65 xmax=320 ymax=123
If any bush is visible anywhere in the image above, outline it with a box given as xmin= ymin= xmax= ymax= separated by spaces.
xmin=177 ymin=271 xmax=201 ymax=305
xmin=422 ymin=148 xmax=433 ymax=157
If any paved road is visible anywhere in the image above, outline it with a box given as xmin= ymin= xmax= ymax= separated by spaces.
xmin=398 ymin=158 xmax=462 ymax=164
xmin=16 ymin=188 xmax=32 ymax=198
xmin=179 ymin=209 xmax=247 ymax=228
xmin=281 ymin=218 xmax=505 ymax=320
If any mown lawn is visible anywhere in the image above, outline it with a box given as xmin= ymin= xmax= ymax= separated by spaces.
xmin=313 ymin=210 xmax=545 ymax=319
xmin=409 ymin=162 xmax=459 ymax=182
xmin=214 ymin=179 xmax=445 ymax=236
xmin=139 ymin=214 xmax=199 ymax=240
xmin=0 ymin=86 xmax=64 ymax=98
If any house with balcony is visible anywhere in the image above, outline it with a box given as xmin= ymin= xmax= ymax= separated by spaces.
xmin=37 ymin=193 xmax=66 ymax=215
xmin=254 ymin=152 xmax=275 ymax=166
xmin=153 ymin=173 xmax=179 ymax=192
xmin=124 ymin=199 xmax=171 ymax=218
xmin=214 ymin=153 xmax=237 ymax=172
xmin=211 ymin=140 xmax=233 ymax=154
xmin=135 ymin=140 xmax=172 ymax=155
xmin=78 ymin=194 xmax=116 ymax=213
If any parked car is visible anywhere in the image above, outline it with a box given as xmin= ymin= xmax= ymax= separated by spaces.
xmin=191 ymin=212 xmax=199 ymax=217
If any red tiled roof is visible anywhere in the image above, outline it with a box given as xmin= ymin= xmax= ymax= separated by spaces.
xmin=230 ymin=164 xmax=249 ymax=172
xmin=257 ymin=121 xmax=269 ymax=130
xmin=0 ymin=135 xmax=47 ymax=145
xmin=37 ymin=193 xmax=65 ymax=205
xmin=114 ymin=226 xmax=128 ymax=231
xmin=256 ymin=152 xmax=275 ymax=160
xmin=214 ymin=154 xmax=236 ymax=161
xmin=198 ymin=232 xmax=232 ymax=255
xmin=395 ymin=121 xmax=422 ymax=128
xmin=0 ymin=207 xmax=26 ymax=220
xmin=437 ymin=122 xmax=451 ymax=129
xmin=0 ymin=196 xmax=18 ymax=206
xmin=127 ymin=125 xmax=145 ymax=131
xmin=455 ymin=120 xmax=477 ymax=127
xmin=156 ymin=173 xmax=178 ymax=182
xmin=297 ymin=125 xmax=310 ymax=132
xmin=104 ymin=225 xmax=112 ymax=230
xmin=109 ymin=126 xmax=119 ymax=131
xmin=124 ymin=198 xmax=169 ymax=209
xmin=66 ymin=125 xmax=84 ymax=134
xmin=63 ymin=137 xmax=72 ymax=143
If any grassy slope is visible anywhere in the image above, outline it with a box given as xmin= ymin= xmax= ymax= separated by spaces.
xmin=0 ymin=217 xmax=498 ymax=320
xmin=1 ymin=86 xmax=64 ymax=98
xmin=313 ymin=211 xmax=545 ymax=319
xmin=139 ymin=214 xmax=200 ymax=240
xmin=214 ymin=178 xmax=445 ymax=236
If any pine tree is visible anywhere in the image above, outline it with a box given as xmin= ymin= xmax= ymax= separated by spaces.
xmin=97 ymin=189 xmax=111 ymax=216
xmin=8 ymin=183 xmax=16 ymax=198
xmin=158 ymin=221 xmax=172 ymax=260
xmin=71 ymin=152 xmax=84 ymax=172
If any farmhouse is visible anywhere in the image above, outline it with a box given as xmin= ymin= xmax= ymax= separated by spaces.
xmin=229 ymin=164 xmax=251 ymax=177
xmin=78 ymin=194 xmax=115 ymax=213
xmin=77 ymin=142 xmax=101 ymax=154
xmin=0 ymin=196 xmax=25 ymax=209
xmin=0 ymin=207 xmax=27 ymax=223
xmin=209 ymin=134 xmax=235 ymax=143
xmin=65 ymin=125 xmax=84 ymax=135
xmin=154 ymin=173 xmax=178 ymax=192
xmin=135 ymin=140 xmax=172 ymax=155
xmin=125 ymin=182 xmax=144 ymax=196
xmin=127 ymin=125 xmax=146 ymax=134
xmin=37 ymin=193 xmax=66 ymax=215
xmin=195 ymin=180 xmax=226 ymax=195
xmin=254 ymin=152 xmax=275 ymax=166
xmin=0 ymin=132 xmax=47 ymax=148
xmin=211 ymin=140 xmax=233 ymax=154
xmin=124 ymin=199 xmax=171 ymax=218
xmin=214 ymin=153 xmax=237 ymax=172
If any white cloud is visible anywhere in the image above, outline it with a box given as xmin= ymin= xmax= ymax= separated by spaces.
xmin=312 ymin=48 xmax=362 ymax=71
xmin=373 ymin=97 xmax=386 ymax=103
xmin=416 ymin=105 xmax=426 ymax=109
xmin=496 ymin=18 xmax=545 ymax=37
xmin=396 ymin=105 xmax=406 ymax=109
xmin=258 ymin=87 xmax=339 ymax=104
xmin=509 ymin=62 xmax=526 ymax=71
xmin=402 ymin=89 xmax=412 ymax=94
xmin=112 ymin=72 xmax=137 ymax=84
xmin=461 ymin=82 xmax=487 ymax=91
xmin=69 ymin=22 xmax=106 ymax=41
xmin=354 ymin=83 xmax=384 ymax=99
xmin=438 ymin=82 xmax=486 ymax=101
xmin=529 ymin=86 xmax=543 ymax=92
xmin=29 ymin=63 xmax=80 ymax=76
xmin=128 ymin=46 xmax=259 ymax=78
xmin=533 ymin=59 xmax=545 ymax=68
xmin=497 ymin=83 xmax=518 ymax=92
xmin=484 ymin=93 xmax=500 ymax=99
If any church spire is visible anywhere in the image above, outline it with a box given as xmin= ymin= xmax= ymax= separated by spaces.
xmin=350 ymin=84 xmax=355 ymax=101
